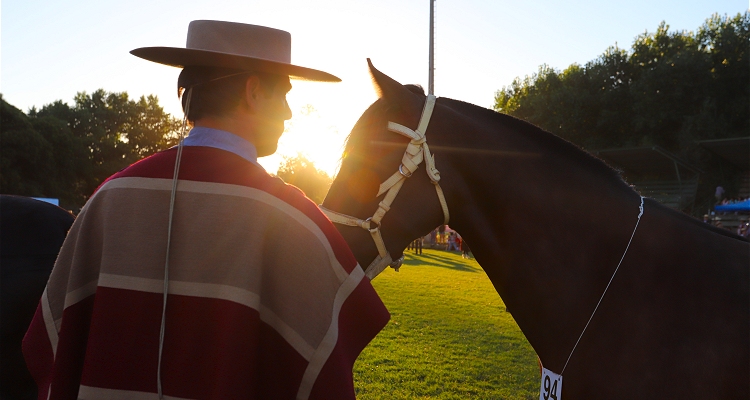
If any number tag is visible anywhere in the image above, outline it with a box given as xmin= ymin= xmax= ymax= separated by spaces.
xmin=539 ymin=367 xmax=563 ymax=400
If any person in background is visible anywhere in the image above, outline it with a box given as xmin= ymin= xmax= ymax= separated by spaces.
xmin=738 ymin=221 xmax=749 ymax=238
xmin=461 ymin=238 xmax=471 ymax=259
xmin=413 ymin=237 xmax=423 ymax=255
xmin=447 ymin=232 xmax=459 ymax=252
xmin=715 ymin=186 xmax=725 ymax=205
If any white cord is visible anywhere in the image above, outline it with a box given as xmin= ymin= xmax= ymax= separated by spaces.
xmin=157 ymin=88 xmax=192 ymax=399
xmin=154 ymin=71 xmax=262 ymax=397
xmin=560 ymin=196 xmax=644 ymax=375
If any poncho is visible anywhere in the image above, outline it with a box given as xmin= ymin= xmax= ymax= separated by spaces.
xmin=23 ymin=146 xmax=390 ymax=399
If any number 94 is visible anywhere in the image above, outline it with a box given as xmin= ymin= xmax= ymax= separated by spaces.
xmin=542 ymin=375 xmax=559 ymax=400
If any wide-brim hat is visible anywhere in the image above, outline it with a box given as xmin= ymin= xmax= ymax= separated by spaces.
xmin=131 ymin=20 xmax=340 ymax=82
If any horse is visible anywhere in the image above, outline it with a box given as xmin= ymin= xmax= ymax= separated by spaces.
xmin=321 ymin=61 xmax=749 ymax=399
xmin=0 ymin=195 xmax=75 ymax=400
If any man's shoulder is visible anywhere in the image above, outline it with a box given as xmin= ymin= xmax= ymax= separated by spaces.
xmin=97 ymin=146 xmax=275 ymax=190
xmin=97 ymin=146 xmax=319 ymax=220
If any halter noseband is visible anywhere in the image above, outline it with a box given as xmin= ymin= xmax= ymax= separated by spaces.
xmin=321 ymin=95 xmax=450 ymax=279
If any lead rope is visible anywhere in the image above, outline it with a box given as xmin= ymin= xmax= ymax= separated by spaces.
xmin=157 ymin=88 xmax=192 ymax=399
xmin=155 ymin=71 xmax=251 ymax=398
xmin=560 ymin=196 xmax=644 ymax=375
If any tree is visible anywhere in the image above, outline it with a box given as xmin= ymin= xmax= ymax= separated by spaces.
xmin=696 ymin=13 xmax=750 ymax=139
xmin=29 ymin=114 xmax=91 ymax=206
xmin=33 ymin=90 xmax=181 ymax=196
xmin=275 ymin=154 xmax=332 ymax=204
xmin=493 ymin=13 xmax=749 ymax=216
xmin=1 ymin=91 xmax=181 ymax=210
xmin=494 ymin=12 xmax=749 ymax=154
xmin=0 ymin=96 xmax=54 ymax=198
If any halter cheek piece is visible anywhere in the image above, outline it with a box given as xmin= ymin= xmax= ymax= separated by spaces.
xmin=321 ymin=95 xmax=450 ymax=279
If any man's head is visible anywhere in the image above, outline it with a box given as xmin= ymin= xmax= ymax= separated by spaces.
xmin=178 ymin=67 xmax=293 ymax=156
xmin=130 ymin=20 xmax=340 ymax=156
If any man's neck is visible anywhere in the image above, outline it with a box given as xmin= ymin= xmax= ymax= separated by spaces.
xmin=194 ymin=115 xmax=256 ymax=145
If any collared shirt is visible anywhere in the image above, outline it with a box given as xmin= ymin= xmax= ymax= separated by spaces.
xmin=181 ymin=126 xmax=260 ymax=167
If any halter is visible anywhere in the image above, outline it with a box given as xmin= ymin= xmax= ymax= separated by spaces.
xmin=321 ymin=95 xmax=450 ymax=279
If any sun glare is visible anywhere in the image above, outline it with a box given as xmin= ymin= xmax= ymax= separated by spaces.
xmin=259 ymin=104 xmax=346 ymax=177
xmin=258 ymin=79 xmax=379 ymax=178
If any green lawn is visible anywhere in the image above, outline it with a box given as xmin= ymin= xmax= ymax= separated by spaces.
xmin=353 ymin=249 xmax=539 ymax=400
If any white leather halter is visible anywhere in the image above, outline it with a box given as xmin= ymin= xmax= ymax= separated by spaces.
xmin=321 ymin=95 xmax=450 ymax=279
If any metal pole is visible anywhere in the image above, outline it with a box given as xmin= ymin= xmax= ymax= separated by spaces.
xmin=428 ymin=0 xmax=435 ymax=95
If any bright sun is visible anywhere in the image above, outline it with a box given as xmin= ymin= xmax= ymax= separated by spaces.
xmin=258 ymin=103 xmax=348 ymax=178
xmin=258 ymin=79 xmax=379 ymax=178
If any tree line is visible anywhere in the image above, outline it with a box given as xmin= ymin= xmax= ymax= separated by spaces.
xmin=495 ymin=13 xmax=747 ymax=151
xmin=1 ymin=91 xmax=182 ymax=210
xmin=494 ymin=12 xmax=748 ymax=209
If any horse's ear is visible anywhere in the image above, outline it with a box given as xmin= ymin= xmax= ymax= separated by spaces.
xmin=367 ymin=59 xmax=418 ymax=106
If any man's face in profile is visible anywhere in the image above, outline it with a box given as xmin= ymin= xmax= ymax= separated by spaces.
xmin=254 ymin=75 xmax=293 ymax=157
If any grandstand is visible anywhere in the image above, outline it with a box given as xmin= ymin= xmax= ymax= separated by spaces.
xmin=593 ymin=146 xmax=703 ymax=213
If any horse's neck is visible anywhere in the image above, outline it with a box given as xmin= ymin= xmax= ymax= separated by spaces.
xmin=442 ymin=119 xmax=642 ymax=370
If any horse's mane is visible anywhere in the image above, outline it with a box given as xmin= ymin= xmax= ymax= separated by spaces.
xmin=439 ymin=97 xmax=627 ymax=184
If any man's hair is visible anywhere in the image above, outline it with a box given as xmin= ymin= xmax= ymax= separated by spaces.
xmin=178 ymin=67 xmax=283 ymax=123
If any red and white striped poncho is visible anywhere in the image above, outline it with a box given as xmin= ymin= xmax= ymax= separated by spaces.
xmin=23 ymin=146 xmax=390 ymax=399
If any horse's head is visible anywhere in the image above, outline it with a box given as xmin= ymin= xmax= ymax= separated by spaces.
xmin=321 ymin=60 xmax=450 ymax=278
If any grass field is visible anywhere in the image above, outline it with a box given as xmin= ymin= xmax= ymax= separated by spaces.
xmin=353 ymin=249 xmax=540 ymax=399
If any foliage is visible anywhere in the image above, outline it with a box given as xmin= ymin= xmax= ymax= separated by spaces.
xmin=354 ymin=249 xmax=538 ymax=399
xmin=1 ymin=91 xmax=180 ymax=210
xmin=0 ymin=97 xmax=55 ymax=198
xmin=493 ymin=13 xmax=749 ymax=215
xmin=275 ymin=153 xmax=333 ymax=204
xmin=494 ymin=12 xmax=748 ymax=154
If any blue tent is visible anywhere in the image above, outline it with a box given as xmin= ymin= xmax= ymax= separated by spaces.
xmin=715 ymin=199 xmax=750 ymax=212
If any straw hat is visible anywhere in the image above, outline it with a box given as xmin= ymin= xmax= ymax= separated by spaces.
xmin=131 ymin=20 xmax=340 ymax=82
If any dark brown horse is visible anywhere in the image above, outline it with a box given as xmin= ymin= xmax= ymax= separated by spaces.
xmin=1 ymin=195 xmax=75 ymax=400
xmin=322 ymin=62 xmax=749 ymax=398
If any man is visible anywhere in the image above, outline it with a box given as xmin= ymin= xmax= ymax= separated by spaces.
xmin=715 ymin=185 xmax=725 ymax=204
xmin=23 ymin=20 xmax=389 ymax=400
xmin=447 ymin=232 xmax=458 ymax=252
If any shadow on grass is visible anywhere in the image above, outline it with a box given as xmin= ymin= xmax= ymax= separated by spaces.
xmin=402 ymin=251 xmax=481 ymax=273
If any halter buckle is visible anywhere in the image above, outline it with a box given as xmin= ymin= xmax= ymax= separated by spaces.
xmin=398 ymin=164 xmax=413 ymax=178
xmin=364 ymin=217 xmax=381 ymax=233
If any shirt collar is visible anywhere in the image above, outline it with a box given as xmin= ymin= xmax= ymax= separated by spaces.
xmin=181 ymin=126 xmax=260 ymax=167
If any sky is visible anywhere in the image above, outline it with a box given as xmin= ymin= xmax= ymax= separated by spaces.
xmin=2 ymin=0 xmax=746 ymax=176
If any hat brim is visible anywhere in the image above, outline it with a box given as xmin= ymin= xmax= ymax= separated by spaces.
xmin=130 ymin=47 xmax=341 ymax=82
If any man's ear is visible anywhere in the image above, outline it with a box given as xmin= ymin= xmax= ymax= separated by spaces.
xmin=244 ymin=75 xmax=262 ymax=112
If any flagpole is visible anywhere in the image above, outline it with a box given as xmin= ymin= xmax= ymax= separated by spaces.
xmin=428 ymin=0 xmax=435 ymax=95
